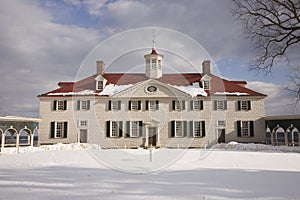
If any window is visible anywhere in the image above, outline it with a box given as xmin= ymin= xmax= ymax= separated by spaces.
xmin=190 ymin=100 xmax=203 ymax=110
xmin=171 ymin=121 xmax=187 ymax=137
xmin=53 ymin=100 xmax=67 ymax=111
xmin=172 ymin=100 xmax=185 ymax=111
xmin=79 ymin=120 xmax=87 ymax=127
xmin=238 ymin=100 xmax=251 ymax=111
xmin=217 ymin=120 xmax=226 ymax=127
xmin=213 ymin=100 xmax=227 ymax=110
xmin=189 ymin=121 xmax=206 ymax=137
xmin=146 ymin=100 xmax=159 ymax=110
xmin=106 ymin=121 xmax=123 ymax=138
xmin=158 ymin=60 xmax=161 ymax=69
xmin=125 ymin=121 xmax=143 ymax=137
xmin=77 ymin=100 xmax=90 ymax=110
xmin=50 ymin=122 xmax=68 ymax=138
xmin=128 ymin=100 xmax=141 ymax=111
xmin=131 ymin=121 xmax=139 ymax=137
xmin=203 ymin=80 xmax=210 ymax=90
xmin=97 ymin=81 xmax=103 ymax=90
xmin=109 ymin=100 xmax=121 ymax=110
xmin=151 ymin=58 xmax=156 ymax=69
xmin=237 ymin=120 xmax=254 ymax=137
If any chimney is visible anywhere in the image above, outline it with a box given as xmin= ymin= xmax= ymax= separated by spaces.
xmin=202 ymin=60 xmax=211 ymax=74
xmin=96 ymin=60 xmax=105 ymax=75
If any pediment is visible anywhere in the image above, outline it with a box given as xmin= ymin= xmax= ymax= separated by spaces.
xmin=111 ymin=79 xmax=192 ymax=98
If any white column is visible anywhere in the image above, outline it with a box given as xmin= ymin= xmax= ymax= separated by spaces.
xmin=145 ymin=125 xmax=149 ymax=148
xmin=1 ymin=133 xmax=5 ymax=151
xmin=30 ymin=133 xmax=34 ymax=147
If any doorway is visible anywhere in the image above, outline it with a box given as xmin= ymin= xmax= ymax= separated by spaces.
xmin=148 ymin=127 xmax=157 ymax=147
xmin=80 ymin=129 xmax=88 ymax=143
xmin=218 ymin=129 xmax=225 ymax=143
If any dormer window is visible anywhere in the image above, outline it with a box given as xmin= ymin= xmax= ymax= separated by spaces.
xmin=97 ymin=81 xmax=103 ymax=90
xmin=203 ymin=80 xmax=210 ymax=90
xmin=95 ymin=75 xmax=107 ymax=90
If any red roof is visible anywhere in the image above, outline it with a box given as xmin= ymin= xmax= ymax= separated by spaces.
xmin=39 ymin=73 xmax=266 ymax=97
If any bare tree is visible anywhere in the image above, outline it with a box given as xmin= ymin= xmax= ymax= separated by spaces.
xmin=232 ymin=0 xmax=300 ymax=105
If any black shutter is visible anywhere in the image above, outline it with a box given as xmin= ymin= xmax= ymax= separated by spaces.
xmin=250 ymin=121 xmax=254 ymax=137
xmin=139 ymin=121 xmax=143 ymax=137
xmin=224 ymin=100 xmax=227 ymax=110
xmin=171 ymin=121 xmax=175 ymax=137
xmin=201 ymin=121 xmax=206 ymax=137
xmin=183 ymin=121 xmax=187 ymax=137
xmin=118 ymin=100 xmax=121 ymax=110
xmin=77 ymin=100 xmax=81 ymax=110
xmin=200 ymin=100 xmax=203 ymax=110
xmin=138 ymin=101 xmax=141 ymax=110
xmin=172 ymin=100 xmax=176 ymax=110
xmin=106 ymin=121 xmax=110 ymax=137
xmin=145 ymin=100 xmax=149 ymax=110
xmin=237 ymin=121 xmax=241 ymax=137
xmin=108 ymin=100 xmax=112 ymax=110
xmin=87 ymin=100 xmax=90 ymax=110
xmin=182 ymin=101 xmax=186 ymax=110
xmin=213 ymin=100 xmax=217 ymax=110
xmin=53 ymin=100 xmax=57 ymax=111
xmin=248 ymin=101 xmax=251 ymax=110
xmin=63 ymin=122 xmax=68 ymax=138
xmin=190 ymin=101 xmax=193 ymax=110
xmin=189 ymin=121 xmax=194 ymax=137
xmin=50 ymin=122 xmax=55 ymax=138
xmin=63 ymin=100 xmax=67 ymax=110
xmin=126 ymin=121 xmax=130 ymax=137
xmin=128 ymin=101 xmax=132 ymax=110
xmin=118 ymin=121 xmax=123 ymax=137
xmin=156 ymin=100 xmax=159 ymax=110
xmin=237 ymin=101 xmax=241 ymax=111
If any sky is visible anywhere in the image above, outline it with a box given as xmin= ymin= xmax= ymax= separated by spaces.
xmin=0 ymin=0 xmax=299 ymax=117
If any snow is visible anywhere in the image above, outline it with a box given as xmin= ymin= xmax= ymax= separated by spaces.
xmin=47 ymin=90 xmax=96 ymax=96
xmin=1 ymin=143 xmax=300 ymax=200
xmin=99 ymin=84 xmax=134 ymax=96
xmin=170 ymin=83 xmax=207 ymax=97
xmin=214 ymin=92 xmax=249 ymax=96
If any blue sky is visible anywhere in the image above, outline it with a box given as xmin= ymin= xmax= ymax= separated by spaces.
xmin=0 ymin=0 xmax=299 ymax=117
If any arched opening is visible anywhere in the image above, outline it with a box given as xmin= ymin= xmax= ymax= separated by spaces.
xmin=0 ymin=129 xmax=3 ymax=149
xmin=292 ymin=127 xmax=299 ymax=146
xmin=266 ymin=127 xmax=271 ymax=144
xmin=4 ymin=127 xmax=18 ymax=146
xmin=19 ymin=127 xmax=32 ymax=146
xmin=274 ymin=126 xmax=285 ymax=146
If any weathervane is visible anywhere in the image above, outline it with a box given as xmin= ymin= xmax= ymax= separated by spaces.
xmin=152 ymin=29 xmax=156 ymax=50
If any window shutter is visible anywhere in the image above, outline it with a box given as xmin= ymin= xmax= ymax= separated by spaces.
xmin=189 ymin=121 xmax=194 ymax=137
xmin=139 ymin=121 xmax=143 ymax=137
xmin=250 ymin=121 xmax=254 ymax=137
xmin=190 ymin=101 xmax=193 ymax=110
xmin=63 ymin=122 xmax=68 ymax=138
xmin=200 ymin=100 xmax=203 ymax=110
xmin=126 ymin=121 xmax=130 ymax=137
xmin=248 ymin=101 xmax=251 ymax=110
xmin=128 ymin=101 xmax=132 ymax=110
xmin=201 ymin=121 xmax=206 ymax=137
xmin=50 ymin=122 xmax=55 ymax=138
xmin=171 ymin=121 xmax=175 ymax=137
xmin=118 ymin=100 xmax=121 ymax=110
xmin=156 ymin=100 xmax=159 ymax=110
xmin=118 ymin=121 xmax=123 ymax=137
xmin=183 ymin=121 xmax=187 ymax=137
xmin=53 ymin=100 xmax=57 ymax=111
xmin=237 ymin=101 xmax=241 ymax=111
xmin=224 ymin=100 xmax=227 ymax=110
xmin=172 ymin=100 xmax=176 ymax=110
xmin=237 ymin=121 xmax=241 ymax=137
xmin=87 ymin=100 xmax=90 ymax=110
xmin=106 ymin=121 xmax=110 ymax=137
xmin=138 ymin=101 xmax=141 ymax=110
xmin=182 ymin=101 xmax=186 ymax=110
xmin=108 ymin=100 xmax=112 ymax=110
xmin=145 ymin=100 xmax=149 ymax=110
xmin=213 ymin=100 xmax=217 ymax=110
xmin=77 ymin=100 xmax=81 ymax=110
xmin=63 ymin=100 xmax=67 ymax=110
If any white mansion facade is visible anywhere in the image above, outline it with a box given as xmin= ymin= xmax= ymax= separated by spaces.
xmin=38 ymin=45 xmax=266 ymax=148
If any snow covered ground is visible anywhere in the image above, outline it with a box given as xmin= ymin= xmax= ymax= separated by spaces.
xmin=0 ymin=143 xmax=300 ymax=200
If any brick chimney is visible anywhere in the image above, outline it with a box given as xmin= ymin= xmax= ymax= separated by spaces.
xmin=96 ymin=60 xmax=105 ymax=75
xmin=202 ymin=60 xmax=211 ymax=74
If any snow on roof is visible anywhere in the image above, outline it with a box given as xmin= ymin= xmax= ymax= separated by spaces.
xmin=99 ymin=84 xmax=134 ymax=96
xmin=169 ymin=82 xmax=207 ymax=97
xmin=0 ymin=116 xmax=41 ymax=122
xmin=47 ymin=90 xmax=96 ymax=96
xmin=214 ymin=92 xmax=249 ymax=96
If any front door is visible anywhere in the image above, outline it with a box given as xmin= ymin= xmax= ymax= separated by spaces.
xmin=80 ymin=129 xmax=88 ymax=143
xmin=148 ymin=127 xmax=157 ymax=147
xmin=218 ymin=129 xmax=225 ymax=143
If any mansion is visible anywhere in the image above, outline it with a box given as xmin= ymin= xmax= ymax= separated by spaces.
xmin=38 ymin=42 xmax=267 ymax=148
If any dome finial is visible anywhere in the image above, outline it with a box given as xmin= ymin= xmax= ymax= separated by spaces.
xmin=152 ymin=29 xmax=156 ymax=50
